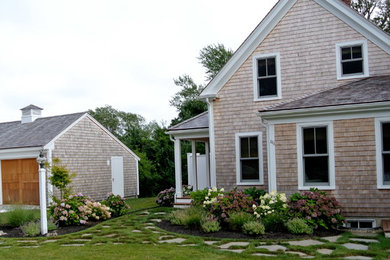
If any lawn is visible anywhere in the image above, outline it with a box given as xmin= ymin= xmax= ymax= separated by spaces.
xmin=0 ymin=198 xmax=389 ymax=259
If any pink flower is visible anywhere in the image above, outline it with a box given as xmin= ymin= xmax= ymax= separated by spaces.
xmin=80 ymin=220 xmax=86 ymax=224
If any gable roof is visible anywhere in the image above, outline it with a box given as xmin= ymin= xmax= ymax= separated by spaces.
xmin=199 ymin=0 xmax=390 ymax=98
xmin=260 ymin=75 xmax=390 ymax=113
xmin=168 ymin=111 xmax=209 ymax=132
xmin=0 ymin=112 xmax=86 ymax=150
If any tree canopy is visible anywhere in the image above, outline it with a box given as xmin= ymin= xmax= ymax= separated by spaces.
xmin=351 ymin=0 xmax=390 ymax=33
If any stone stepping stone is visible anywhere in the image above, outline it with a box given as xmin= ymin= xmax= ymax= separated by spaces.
xmin=351 ymin=231 xmax=378 ymax=237
xmin=158 ymin=238 xmax=186 ymax=244
xmin=256 ymin=245 xmax=287 ymax=252
xmin=21 ymin=245 xmax=40 ymax=248
xmin=0 ymin=246 xmax=11 ymax=249
xmin=253 ymin=253 xmax=276 ymax=257
xmin=159 ymin=235 xmax=175 ymax=240
xmin=287 ymin=239 xmax=323 ymax=246
xmin=317 ymin=248 xmax=334 ymax=255
xmin=113 ymin=243 xmax=123 ymax=245
xmin=342 ymin=243 xmax=369 ymax=250
xmin=150 ymin=219 xmax=162 ymax=223
xmin=142 ymin=241 xmax=151 ymax=244
xmin=0 ymin=231 xmax=7 ymax=236
xmin=104 ymin=234 xmax=116 ymax=238
xmin=151 ymin=231 xmax=161 ymax=234
xmin=154 ymin=212 xmax=166 ymax=215
xmin=61 ymin=244 xmax=84 ymax=247
xmin=145 ymin=226 xmax=155 ymax=229
xmin=81 ymin=234 xmax=92 ymax=237
xmin=219 ymin=241 xmax=249 ymax=249
xmin=72 ymin=239 xmax=91 ymax=242
xmin=344 ymin=256 xmax=373 ymax=260
xmin=220 ymin=249 xmax=244 ymax=253
xmin=102 ymin=225 xmax=110 ymax=228
xmin=180 ymin=244 xmax=196 ymax=247
xmin=43 ymin=240 xmax=58 ymax=243
xmin=17 ymin=240 xmax=38 ymax=243
xmin=350 ymin=238 xmax=379 ymax=243
xmin=204 ymin=241 xmax=218 ymax=245
xmin=94 ymin=243 xmax=105 ymax=245
xmin=322 ymin=235 xmax=341 ymax=242
xmin=132 ymin=230 xmax=142 ymax=233
xmin=286 ymin=251 xmax=308 ymax=257
xmin=140 ymin=211 xmax=150 ymax=215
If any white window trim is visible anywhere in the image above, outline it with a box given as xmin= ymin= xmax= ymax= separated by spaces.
xmin=375 ymin=116 xmax=390 ymax=189
xmin=235 ymin=132 xmax=264 ymax=185
xmin=253 ymin=53 xmax=282 ymax=101
xmin=296 ymin=121 xmax=335 ymax=190
xmin=336 ymin=39 xmax=369 ymax=80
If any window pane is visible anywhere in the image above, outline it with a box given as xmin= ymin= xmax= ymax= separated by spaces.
xmin=383 ymin=123 xmax=390 ymax=151
xmin=352 ymin=46 xmax=362 ymax=59
xmin=267 ymin=58 xmax=276 ymax=76
xmin=303 ymin=128 xmax=315 ymax=154
xmin=384 ymin=154 xmax=390 ymax=184
xmin=304 ymin=156 xmax=329 ymax=184
xmin=341 ymin=47 xmax=351 ymax=60
xmin=259 ymin=77 xmax=277 ymax=97
xmin=240 ymin=137 xmax=249 ymax=158
xmin=249 ymin=137 xmax=258 ymax=157
xmin=241 ymin=159 xmax=259 ymax=181
xmin=315 ymin=127 xmax=328 ymax=154
xmin=257 ymin=59 xmax=267 ymax=77
xmin=342 ymin=60 xmax=363 ymax=75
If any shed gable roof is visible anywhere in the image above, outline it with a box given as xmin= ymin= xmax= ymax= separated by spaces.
xmin=199 ymin=0 xmax=390 ymax=98
xmin=0 ymin=112 xmax=85 ymax=150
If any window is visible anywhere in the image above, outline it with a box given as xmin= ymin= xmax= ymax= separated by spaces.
xmin=253 ymin=53 xmax=281 ymax=101
xmin=336 ymin=40 xmax=369 ymax=80
xmin=235 ymin=132 xmax=263 ymax=185
xmin=376 ymin=118 xmax=390 ymax=188
xmin=297 ymin=122 xmax=335 ymax=190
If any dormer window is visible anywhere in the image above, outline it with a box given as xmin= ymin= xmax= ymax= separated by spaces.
xmin=336 ymin=40 xmax=369 ymax=80
xmin=253 ymin=53 xmax=281 ymax=101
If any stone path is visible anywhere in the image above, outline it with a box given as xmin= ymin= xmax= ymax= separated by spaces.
xmin=0 ymin=208 xmax=387 ymax=260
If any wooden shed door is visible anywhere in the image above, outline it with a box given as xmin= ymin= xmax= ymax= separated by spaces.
xmin=1 ymin=159 xmax=39 ymax=205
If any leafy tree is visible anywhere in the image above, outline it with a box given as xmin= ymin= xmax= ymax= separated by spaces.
xmin=351 ymin=0 xmax=390 ymax=33
xmin=170 ymin=44 xmax=233 ymax=125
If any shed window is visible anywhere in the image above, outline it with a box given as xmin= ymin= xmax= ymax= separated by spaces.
xmin=341 ymin=45 xmax=363 ymax=75
xmin=253 ymin=53 xmax=281 ymax=101
xmin=382 ymin=123 xmax=390 ymax=185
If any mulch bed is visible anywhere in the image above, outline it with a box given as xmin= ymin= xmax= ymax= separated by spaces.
xmin=0 ymin=221 xmax=99 ymax=238
xmin=157 ymin=220 xmax=343 ymax=240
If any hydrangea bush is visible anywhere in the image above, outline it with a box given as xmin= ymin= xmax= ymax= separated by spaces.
xmin=156 ymin=187 xmax=175 ymax=207
xmin=49 ymin=193 xmax=90 ymax=226
xmin=288 ymin=188 xmax=344 ymax=230
xmin=81 ymin=201 xmax=111 ymax=221
xmin=103 ymin=193 xmax=130 ymax=217
xmin=190 ymin=187 xmax=224 ymax=206
xmin=253 ymin=191 xmax=288 ymax=218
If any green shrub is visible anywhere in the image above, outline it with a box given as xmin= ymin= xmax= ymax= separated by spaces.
xmin=262 ymin=212 xmax=288 ymax=232
xmin=102 ymin=193 xmax=130 ymax=217
xmin=288 ymin=188 xmax=344 ymax=230
xmin=201 ymin=219 xmax=221 ymax=233
xmin=21 ymin=221 xmax=41 ymax=237
xmin=190 ymin=188 xmax=209 ymax=206
xmin=4 ymin=207 xmax=39 ymax=227
xmin=286 ymin=218 xmax=313 ymax=235
xmin=243 ymin=187 xmax=266 ymax=204
xmin=168 ymin=207 xmax=205 ymax=229
xmin=49 ymin=193 xmax=90 ymax=226
xmin=190 ymin=187 xmax=224 ymax=207
xmin=242 ymin=221 xmax=265 ymax=235
xmin=168 ymin=210 xmax=186 ymax=225
xmin=156 ymin=187 xmax=175 ymax=207
xmin=228 ymin=212 xmax=255 ymax=231
xmin=48 ymin=220 xmax=57 ymax=231
xmin=253 ymin=191 xmax=288 ymax=218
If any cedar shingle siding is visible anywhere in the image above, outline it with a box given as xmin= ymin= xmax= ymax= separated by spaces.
xmin=53 ymin=116 xmax=138 ymax=201
xmin=212 ymin=0 xmax=390 ymax=215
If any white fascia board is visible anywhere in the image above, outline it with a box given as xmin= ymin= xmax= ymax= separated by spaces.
xmin=199 ymin=0 xmax=297 ymax=98
xmin=86 ymin=115 xmax=141 ymax=161
xmin=0 ymin=147 xmax=42 ymax=160
xmin=259 ymin=102 xmax=390 ymax=124
xmin=166 ymin=128 xmax=209 ymax=140
xmin=315 ymin=0 xmax=390 ymax=54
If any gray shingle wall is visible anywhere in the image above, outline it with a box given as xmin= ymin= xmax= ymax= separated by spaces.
xmin=52 ymin=116 xmax=138 ymax=201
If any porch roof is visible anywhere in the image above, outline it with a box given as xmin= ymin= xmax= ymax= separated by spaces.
xmin=167 ymin=111 xmax=209 ymax=140
xmin=260 ymin=75 xmax=390 ymax=113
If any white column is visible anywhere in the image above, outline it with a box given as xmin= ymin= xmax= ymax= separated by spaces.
xmin=174 ymin=138 xmax=183 ymax=198
xmin=205 ymin=141 xmax=210 ymax=187
xmin=267 ymin=124 xmax=277 ymax=192
xmin=191 ymin=140 xmax=197 ymax=191
xmin=207 ymin=100 xmax=217 ymax=187
xmin=39 ymin=166 xmax=48 ymax=235
xmin=46 ymin=148 xmax=53 ymax=204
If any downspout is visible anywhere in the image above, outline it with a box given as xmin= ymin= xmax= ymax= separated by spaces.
xmin=259 ymin=115 xmax=277 ymax=192
xmin=206 ymin=97 xmax=217 ymax=188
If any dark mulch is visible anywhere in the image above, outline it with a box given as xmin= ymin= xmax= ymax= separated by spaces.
xmin=0 ymin=222 xmax=99 ymax=238
xmin=157 ymin=220 xmax=343 ymax=240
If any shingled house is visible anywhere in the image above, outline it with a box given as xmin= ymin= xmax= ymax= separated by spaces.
xmin=0 ymin=105 xmax=139 ymax=205
xmin=168 ymin=0 xmax=390 ymax=227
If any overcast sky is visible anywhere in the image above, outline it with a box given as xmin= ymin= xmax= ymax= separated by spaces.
xmin=0 ymin=0 xmax=278 ymax=125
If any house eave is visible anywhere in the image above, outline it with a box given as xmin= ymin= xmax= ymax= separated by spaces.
xmin=0 ymin=146 xmax=42 ymax=160
xmin=259 ymin=101 xmax=390 ymax=122
xmin=166 ymin=128 xmax=209 ymax=140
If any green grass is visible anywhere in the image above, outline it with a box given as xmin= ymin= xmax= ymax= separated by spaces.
xmin=0 ymin=200 xmax=389 ymax=259
xmin=126 ymin=197 xmax=157 ymax=211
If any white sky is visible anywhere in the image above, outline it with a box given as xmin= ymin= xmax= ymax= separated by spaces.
xmin=0 ymin=0 xmax=278 ymax=125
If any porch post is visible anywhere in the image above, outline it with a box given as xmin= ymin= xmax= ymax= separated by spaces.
xmin=191 ymin=140 xmax=198 ymax=191
xmin=205 ymin=141 xmax=210 ymax=187
xmin=174 ymin=138 xmax=183 ymax=198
